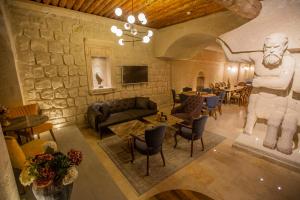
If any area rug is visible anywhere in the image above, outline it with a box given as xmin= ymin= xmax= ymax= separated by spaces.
xmin=98 ymin=130 xmax=225 ymax=195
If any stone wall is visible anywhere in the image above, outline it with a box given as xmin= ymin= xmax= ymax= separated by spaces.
xmin=7 ymin=1 xmax=171 ymax=127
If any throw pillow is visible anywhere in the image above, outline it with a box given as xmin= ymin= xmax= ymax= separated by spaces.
xmin=135 ymin=97 xmax=149 ymax=109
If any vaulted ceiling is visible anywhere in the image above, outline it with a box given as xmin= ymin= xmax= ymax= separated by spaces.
xmin=28 ymin=0 xmax=226 ymax=29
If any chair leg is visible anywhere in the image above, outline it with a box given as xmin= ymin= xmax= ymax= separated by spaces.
xmin=174 ymin=133 xmax=178 ymax=148
xmin=146 ymin=153 xmax=150 ymax=176
xmin=190 ymin=139 xmax=194 ymax=157
xmin=201 ymin=137 xmax=204 ymax=151
xmin=49 ymin=129 xmax=56 ymax=141
xmin=99 ymin=129 xmax=102 ymax=140
xmin=160 ymin=149 xmax=166 ymax=166
xmin=37 ymin=133 xmax=40 ymax=139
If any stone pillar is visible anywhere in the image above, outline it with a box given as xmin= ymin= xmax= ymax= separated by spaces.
xmin=0 ymin=125 xmax=20 ymax=200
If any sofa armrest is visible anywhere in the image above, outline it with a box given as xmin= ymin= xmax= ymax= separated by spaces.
xmin=87 ymin=104 xmax=105 ymax=131
xmin=148 ymin=100 xmax=157 ymax=111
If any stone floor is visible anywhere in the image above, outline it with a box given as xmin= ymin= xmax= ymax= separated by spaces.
xmin=80 ymin=104 xmax=300 ymax=200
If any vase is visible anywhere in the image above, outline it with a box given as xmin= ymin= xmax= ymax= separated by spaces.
xmin=32 ymin=182 xmax=73 ymax=200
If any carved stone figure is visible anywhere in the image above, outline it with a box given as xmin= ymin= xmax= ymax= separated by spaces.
xmin=95 ymin=73 xmax=103 ymax=88
xmin=217 ymin=33 xmax=296 ymax=153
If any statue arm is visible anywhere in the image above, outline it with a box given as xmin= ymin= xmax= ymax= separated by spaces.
xmin=216 ymin=38 xmax=253 ymax=63
xmin=252 ymin=59 xmax=295 ymax=90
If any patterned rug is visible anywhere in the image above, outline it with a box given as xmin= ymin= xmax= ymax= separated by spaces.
xmin=98 ymin=130 xmax=225 ymax=195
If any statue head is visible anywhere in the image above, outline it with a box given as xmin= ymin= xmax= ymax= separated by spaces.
xmin=263 ymin=33 xmax=288 ymax=68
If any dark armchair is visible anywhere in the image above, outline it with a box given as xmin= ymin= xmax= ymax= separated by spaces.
xmin=131 ymin=125 xmax=167 ymax=176
xmin=182 ymin=87 xmax=192 ymax=92
xmin=171 ymin=95 xmax=204 ymax=123
xmin=174 ymin=115 xmax=208 ymax=157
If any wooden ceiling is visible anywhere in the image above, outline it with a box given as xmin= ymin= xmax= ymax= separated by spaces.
xmin=28 ymin=0 xmax=226 ymax=29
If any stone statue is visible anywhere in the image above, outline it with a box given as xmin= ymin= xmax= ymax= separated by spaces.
xmin=95 ymin=73 xmax=103 ymax=88
xmin=217 ymin=33 xmax=296 ymax=153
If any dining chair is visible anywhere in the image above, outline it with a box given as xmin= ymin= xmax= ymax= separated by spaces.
xmin=131 ymin=125 xmax=166 ymax=176
xmin=217 ymin=91 xmax=226 ymax=115
xmin=171 ymin=89 xmax=181 ymax=108
xmin=8 ymin=104 xmax=56 ymax=141
xmin=203 ymin=96 xmax=219 ymax=120
xmin=174 ymin=115 xmax=208 ymax=157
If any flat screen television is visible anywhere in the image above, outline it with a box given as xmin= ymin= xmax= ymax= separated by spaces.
xmin=122 ymin=66 xmax=148 ymax=84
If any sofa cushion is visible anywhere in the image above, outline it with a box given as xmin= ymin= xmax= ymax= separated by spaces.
xmin=136 ymin=97 xmax=149 ymax=109
xmin=128 ymin=109 xmax=157 ymax=118
xmin=108 ymin=98 xmax=136 ymax=113
xmin=99 ymin=112 xmax=135 ymax=128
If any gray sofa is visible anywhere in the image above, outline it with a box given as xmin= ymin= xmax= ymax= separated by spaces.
xmin=87 ymin=97 xmax=158 ymax=138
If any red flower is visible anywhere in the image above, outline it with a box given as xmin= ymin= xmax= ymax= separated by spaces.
xmin=35 ymin=153 xmax=54 ymax=162
xmin=67 ymin=149 xmax=82 ymax=166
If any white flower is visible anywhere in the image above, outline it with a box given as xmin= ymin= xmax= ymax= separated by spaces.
xmin=62 ymin=166 xmax=78 ymax=185
xmin=19 ymin=166 xmax=35 ymax=186
xmin=43 ymin=141 xmax=58 ymax=152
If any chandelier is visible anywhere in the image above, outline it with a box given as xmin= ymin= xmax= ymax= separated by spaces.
xmin=110 ymin=0 xmax=153 ymax=46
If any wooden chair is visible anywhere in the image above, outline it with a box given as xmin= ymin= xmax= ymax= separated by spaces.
xmin=203 ymin=96 xmax=219 ymax=120
xmin=171 ymin=89 xmax=181 ymax=108
xmin=174 ymin=116 xmax=208 ymax=157
xmin=7 ymin=104 xmax=56 ymax=141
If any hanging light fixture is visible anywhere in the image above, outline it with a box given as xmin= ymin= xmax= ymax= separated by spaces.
xmin=110 ymin=0 xmax=153 ymax=46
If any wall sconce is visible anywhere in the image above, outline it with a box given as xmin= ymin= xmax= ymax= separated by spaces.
xmin=243 ymin=66 xmax=250 ymax=71
xmin=227 ymin=66 xmax=237 ymax=73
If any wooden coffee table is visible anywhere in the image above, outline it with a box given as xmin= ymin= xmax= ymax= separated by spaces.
xmin=143 ymin=114 xmax=184 ymax=130
xmin=109 ymin=120 xmax=152 ymax=159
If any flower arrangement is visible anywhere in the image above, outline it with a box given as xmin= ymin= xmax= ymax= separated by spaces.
xmin=0 ymin=104 xmax=8 ymax=115
xmin=0 ymin=104 xmax=10 ymax=126
xmin=20 ymin=146 xmax=82 ymax=188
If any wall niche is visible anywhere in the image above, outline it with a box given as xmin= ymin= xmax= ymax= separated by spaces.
xmin=85 ymin=39 xmax=114 ymax=94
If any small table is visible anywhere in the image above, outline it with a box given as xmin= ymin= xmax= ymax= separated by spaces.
xmin=109 ymin=120 xmax=152 ymax=159
xmin=143 ymin=114 xmax=184 ymax=130
xmin=3 ymin=115 xmax=48 ymax=141
xmin=181 ymin=91 xmax=216 ymax=98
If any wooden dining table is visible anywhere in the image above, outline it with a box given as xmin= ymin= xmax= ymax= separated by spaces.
xmin=219 ymin=86 xmax=245 ymax=103
xmin=181 ymin=91 xmax=216 ymax=98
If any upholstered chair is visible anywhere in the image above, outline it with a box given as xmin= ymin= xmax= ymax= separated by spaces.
xmin=174 ymin=116 xmax=208 ymax=157
xmin=178 ymin=93 xmax=189 ymax=104
xmin=171 ymin=95 xmax=204 ymax=123
xmin=217 ymin=91 xmax=226 ymax=115
xmin=131 ymin=125 xmax=166 ymax=176
xmin=8 ymin=104 xmax=56 ymax=142
xmin=203 ymin=96 xmax=219 ymax=120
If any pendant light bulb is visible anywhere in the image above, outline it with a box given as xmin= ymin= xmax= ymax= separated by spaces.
xmin=124 ymin=23 xmax=130 ymax=30
xmin=141 ymin=18 xmax=147 ymax=25
xmin=147 ymin=30 xmax=153 ymax=37
xmin=143 ymin=36 xmax=150 ymax=43
xmin=118 ymin=39 xmax=124 ymax=46
xmin=131 ymin=28 xmax=138 ymax=36
xmin=138 ymin=13 xmax=146 ymax=22
xmin=116 ymin=29 xmax=123 ymax=37
xmin=127 ymin=15 xmax=135 ymax=24
xmin=111 ymin=25 xmax=117 ymax=33
xmin=115 ymin=8 xmax=122 ymax=16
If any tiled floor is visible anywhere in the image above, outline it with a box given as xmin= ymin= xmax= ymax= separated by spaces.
xmin=80 ymin=104 xmax=300 ymax=200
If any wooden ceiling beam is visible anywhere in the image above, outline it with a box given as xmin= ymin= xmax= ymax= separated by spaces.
xmin=102 ymin=0 xmax=129 ymax=17
xmin=59 ymin=0 xmax=68 ymax=7
xmin=79 ymin=0 xmax=95 ymax=12
xmin=73 ymin=0 xmax=85 ymax=10
xmin=50 ymin=0 xmax=59 ymax=6
xmin=92 ymin=0 xmax=113 ymax=15
xmin=66 ymin=0 xmax=76 ymax=8
xmin=42 ymin=0 xmax=52 ymax=5
xmin=86 ymin=0 xmax=105 ymax=13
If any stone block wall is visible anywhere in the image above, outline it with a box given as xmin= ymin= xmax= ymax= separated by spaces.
xmin=7 ymin=2 xmax=171 ymax=127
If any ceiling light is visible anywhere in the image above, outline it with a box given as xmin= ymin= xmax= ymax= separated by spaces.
xmin=115 ymin=8 xmax=122 ymax=16
xmin=124 ymin=23 xmax=130 ymax=30
xmin=277 ymin=186 xmax=282 ymax=191
xmin=138 ymin=13 xmax=146 ymax=22
xmin=147 ymin=30 xmax=153 ymax=37
xmin=187 ymin=11 xmax=191 ymax=15
xmin=141 ymin=19 xmax=147 ymax=25
xmin=127 ymin=15 xmax=135 ymax=24
xmin=259 ymin=178 xmax=264 ymax=182
xmin=116 ymin=29 xmax=123 ymax=37
xmin=142 ymin=36 xmax=150 ymax=43
xmin=118 ymin=39 xmax=124 ymax=46
xmin=111 ymin=25 xmax=117 ymax=33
